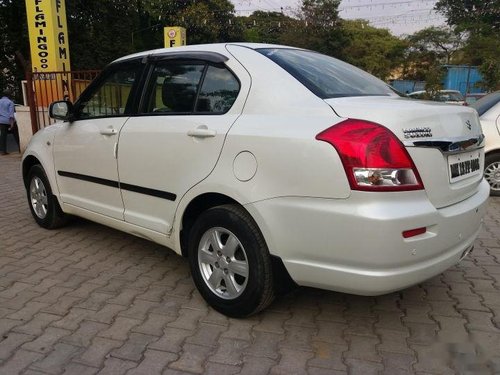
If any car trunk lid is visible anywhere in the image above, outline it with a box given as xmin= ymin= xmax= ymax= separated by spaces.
xmin=324 ymin=96 xmax=485 ymax=208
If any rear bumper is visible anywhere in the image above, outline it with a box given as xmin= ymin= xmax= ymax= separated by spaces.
xmin=245 ymin=179 xmax=489 ymax=295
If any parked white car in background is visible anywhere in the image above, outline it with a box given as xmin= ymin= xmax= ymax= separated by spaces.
xmin=474 ymin=91 xmax=500 ymax=195
xmin=408 ymin=89 xmax=466 ymax=105
xmin=22 ymin=43 xmax=489 ymax=317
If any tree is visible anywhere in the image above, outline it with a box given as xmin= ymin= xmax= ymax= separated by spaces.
xmin=238 ymin=11 xmax=296 ymax=44
xmin=66 ymin=0 xmax=139 ymax=70
xmin=280 ymin=0 xmax=348 ymax=59
xmin=0 ymin=0 xmax=242 ymax=99
xmin=341 ymin=20 xmax=407 ymax=80
xmin=406 ymin=26 xmax=464 ymax=64
xmin=461 ymin=34 xmax=500 ymax=91
xmin=434 ymin=0 xmax=499 ymax=35
xmin=401 ymin=26 xmax=465 ymax=89
xmin=169 ymin=0 xmax=242 ymax=45
xmin=0 ymin=0 xmax=30 ymax=100
xmin=435 ymin=0 xmax=500 ymax=91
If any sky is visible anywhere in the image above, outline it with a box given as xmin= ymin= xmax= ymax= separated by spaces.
xmin=232 ymin=0 xmax=448 ymax=36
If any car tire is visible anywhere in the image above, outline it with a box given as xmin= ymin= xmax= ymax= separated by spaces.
xmin=26 ymin=164 xmax=69 ymax=229
xmin=188 ymin=204 xmax=275 ymax=317
xmin=484 ymin=154 xmax=500 ymax=196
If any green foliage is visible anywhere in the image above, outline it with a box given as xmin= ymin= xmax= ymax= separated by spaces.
xmin=2 ymin=0 xmax=497 ymax=98
xmin=405 ymin=26 xmax=464 ymax=64
xmin=281 ymin=0 xmax=347 ymax=59
xmin=238 ymin=11 xmax=296 ymax=44
xmin=462 ymin=34 xmax=500 ymax=91
xmin=424 ymin=64 xmax=446 ymax=94
xmin=169 ymin=0 xmax=243 ymax=44
xmin=66 ymin=0 xmax=138 ymax=70
xmin=341 ymin=20 xmax=407 ymax=80
xmin=434 ymin=0 xmax=499 ymax=35
xmin=0 ymin=0 xmax=30 ymax=101
xmin=435 ymin=0 xmax=499 ymax=91
xmin=401 ymin=26 xmax=464 ymax=87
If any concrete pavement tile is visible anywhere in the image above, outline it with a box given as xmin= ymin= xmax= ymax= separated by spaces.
xmin=203 ymin=362 xmax=240 ymax=375
xmin=61 ymin=362 xmax=99 ymax=375
xmin=166 ymin=308 xmax=206 ymax=331
xmin=21 ymin=327 xmax=71 ymax=354
xmin=220 ymin=318 xmax=258 ymax=342
xmin=132 ymin=313 xmax=176 ymax=336
xmin=210 ymin=338 xmax=249 ymax=366
xmin=169 ymin=343 xmax=213 ymax=374
xmin=185 ymin=322 xmax=226 ymax=347
xmin=344 ymin=334 xmax=381 ymax=363
xmin=74 ymin=337 xmax=123 ymax=368
xmin=97 ymin=357 xmax=137 ymax=375
xmin=61 ymin=321 xmax=109 ymax=347
xmin=253 ymin=311 xmax=289 ymax=334
xmin=308 ymin=341 xmax=347 ymax=371
xmin=0 ymin=332 xmax=34 ymax=360
xmin=97 ymin=317 xmax=141 ymax=341
xmin=0 ymin=349 xmax=44 ymax=374
xmin=270 ymin=347 xmax=314 ymax=375
xmin=411 ymin=343 xmax=455 ymax=374
xmin=345 ymin=358 xmax=384 ymax=374
xmin=376 ymin=328 xmax=413 ymax=355
xmin=110 ymin=332 xmax=157 ymax=362
xmin=313 ymin=321 xmax=348 ymax=345
xmin=30 ymin=342 xmax=82 ymax=374
xmin=125 ymin=349 xmax=177 ymax=375
xmin=244 ymin=331 xmax=284 ymax=359
xmin=148 ymin=327 xmax=193 ymax=353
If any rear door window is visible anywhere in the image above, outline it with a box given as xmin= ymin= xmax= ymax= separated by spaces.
xmin=195 ymin=65 xmax=240 ymax=113
xmin=145 ymin=62 xmax=205 ymax=114
xmin=142 ymin=61 xmax=240 ymax=115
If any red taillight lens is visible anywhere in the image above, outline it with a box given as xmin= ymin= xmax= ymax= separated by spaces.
xmin=316 ymin=119 xmax=424 ymax=191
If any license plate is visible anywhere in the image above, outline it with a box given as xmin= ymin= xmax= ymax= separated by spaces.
xmin=448 ymin=151 xmax=481 ymax=183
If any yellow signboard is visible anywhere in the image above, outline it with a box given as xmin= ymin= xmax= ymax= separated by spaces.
xmin=25 ymin=0 xmax=72 ymax=105
xmin=164 ymin=27 xmax=187 ymax=48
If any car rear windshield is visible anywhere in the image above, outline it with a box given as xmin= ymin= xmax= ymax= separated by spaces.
xmin=257 ymin=48 xmax=397 ymax=99
xmin=472 ymin=92 xmax=500 ymax=117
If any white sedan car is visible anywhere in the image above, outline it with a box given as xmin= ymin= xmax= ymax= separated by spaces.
xmin=23 ymin=43 xmax=489 ymax=317
xmin=474 ymin=91 xmax=500 ymax=195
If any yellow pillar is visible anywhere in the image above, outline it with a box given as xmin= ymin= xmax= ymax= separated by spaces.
xmin=25 ymin=0 xmax=72 ymax=105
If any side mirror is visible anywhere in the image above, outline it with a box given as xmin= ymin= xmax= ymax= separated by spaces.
xmin=49 ymin=100 xmax=74 ymax=121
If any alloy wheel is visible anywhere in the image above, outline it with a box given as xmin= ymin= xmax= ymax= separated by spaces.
xmin=485 ymin=161 xmax=500 ymax=192
xmin=198 ymin=227 xmax=249 ymax=300
xmin=30 ymin=176 xmax=48 ymax=219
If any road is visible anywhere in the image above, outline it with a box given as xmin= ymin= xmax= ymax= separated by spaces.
xmin=1 ymin=153 xmax=499 ymax=374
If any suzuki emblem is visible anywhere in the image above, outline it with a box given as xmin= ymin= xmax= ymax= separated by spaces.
xmin=466 ymin=120 xmax=472 ymax=130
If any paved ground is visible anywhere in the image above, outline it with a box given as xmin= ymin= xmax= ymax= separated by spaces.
xmin=1 ymin=153 xmax=500 ymax=375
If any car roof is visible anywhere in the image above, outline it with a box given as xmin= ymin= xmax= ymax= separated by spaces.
xmin=113 ymin=43 xmax=299 ymax=64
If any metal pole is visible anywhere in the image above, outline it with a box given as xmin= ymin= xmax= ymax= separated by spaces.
xmin=465 ymin=65 xmax=471 ymax=95
xmin=25 ymin=72 xmax=39 ymax=135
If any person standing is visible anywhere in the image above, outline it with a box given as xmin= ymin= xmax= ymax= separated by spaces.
xmin=0 ymin=89 xmax=15 ymax=155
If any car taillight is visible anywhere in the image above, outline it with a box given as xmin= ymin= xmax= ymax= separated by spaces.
xmin=316 ymin=119 xmax=424 ymax=191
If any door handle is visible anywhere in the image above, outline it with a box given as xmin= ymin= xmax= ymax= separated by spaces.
xmin=100 ymin=128 xmax=117 ymax=136
xmin=187 ymin=125 xmax=216 ymax=138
